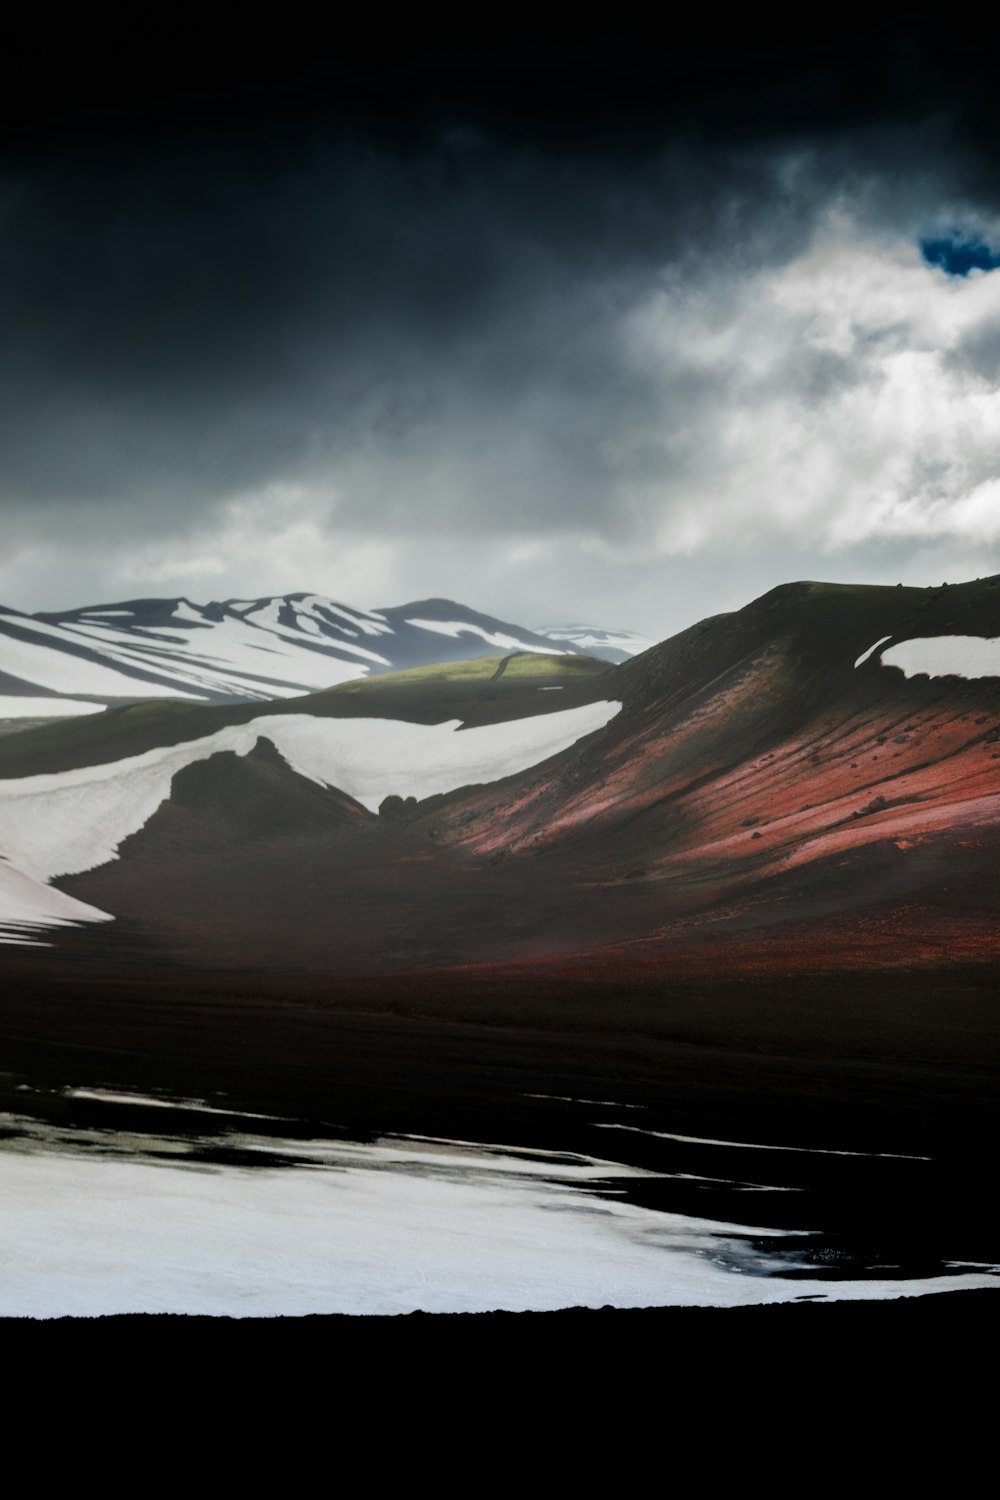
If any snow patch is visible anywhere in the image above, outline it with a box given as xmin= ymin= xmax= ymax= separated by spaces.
xmin=0 ymin=697 xmax=105 ymax=720
xmin=270 ymin=702 xmax=619 ymax=808
xmin=0 ymin=701 xmax=621 ymax=930
xmin=406 ymin=618 xmax=564 ymax=655
xmin=0 ymin=859 xmax=111 ymax=945
xmin=171 ymin=601 xmax=208 ymax=624
xmin=313 ymin=600 xmax=394 ymax=636
xmin=881 ymin=635 xmax=1000 ymax=680
xmin=0 ymin=1127 xmax=993 ymax=1315
xmin=0 ymin=622 xmax=202 ymax=698
xmin=854 ymin=634 xmax=893 ymax=667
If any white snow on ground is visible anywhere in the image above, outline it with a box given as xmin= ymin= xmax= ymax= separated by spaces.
xmin=306 ymin=599 xmax=394 ymax=635
xmin=881 ymin=635 xmax=1000 ymax=679
xmin=2 ymin=599 xmax=387 ymax=704
xmin=0 ymin=700 xmax=621 ymax=932
xmin=0 ymin=1129 xmax=994 ymax=1316
xmin=65 ymin=611 xmax=384 ymax=685
xmin=267 ymin=702 xmax=619 ymax=807
xmin=234 ymin=598 xmax=284 ymax=630
xmin=253 ymin=620 xmax=390 ymax=666
xmin=0 ymin=697 xmax=105 ymax=719
xmin=0 ymin=620 xmax=200 ymax=698
xmin=405 ymin=618 xmax=566 ymax=655
xmin=0 ymin=860 xmax=111 ymax=945
xmin=170 ymin=601 xmax=207 ymax=624
xmin=854 ymin=634 xmax=893 ymax=667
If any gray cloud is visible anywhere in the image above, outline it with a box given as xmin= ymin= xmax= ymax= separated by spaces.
xmin=3 ymin=116 xmax=1000 ymax=632
xmin=0 ymin=134 xmax=831 ymax=512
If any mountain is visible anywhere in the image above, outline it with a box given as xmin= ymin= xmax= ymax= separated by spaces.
xmin=3 ymin=575 xmax=1000 ymax=1202
xmin=0 ymin=592 xmax=611 ymax=719
xmin=5 ymin=573 xmax=1000 ymax=972
xmin=532 ymin=624 xmax=655 ymax=662
xmin=0 ymin=651 xmax=616 ymax=944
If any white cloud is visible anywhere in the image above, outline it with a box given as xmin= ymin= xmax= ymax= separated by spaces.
xmin=618 ymin=211 xmax=1000 ymax=560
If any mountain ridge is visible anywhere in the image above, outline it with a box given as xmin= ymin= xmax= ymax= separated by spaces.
xmin=5 ymin=572 xmax=1000 ymax=976
xmin=0 ymin=591 xmax=648 ymax=717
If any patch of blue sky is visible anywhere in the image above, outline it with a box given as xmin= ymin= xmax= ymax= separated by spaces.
xmin=921 ymin=236 xmax=1000 ymax=276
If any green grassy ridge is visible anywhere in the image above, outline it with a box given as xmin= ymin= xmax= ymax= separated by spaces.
xmin=0 ymin=651 xmax=613 ymax=779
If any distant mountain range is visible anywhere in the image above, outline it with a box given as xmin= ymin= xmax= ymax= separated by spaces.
xmin=0 ymin=593 xmax=652 ymax=718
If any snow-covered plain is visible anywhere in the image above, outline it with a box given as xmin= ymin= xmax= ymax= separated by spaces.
xmin=881 ymin=636 xmax=1000 ymax=679
xmin=0 ymin=1123 xmax=994 ymax=1316
xmin=0 ymin=700 xmax=621 ymax=940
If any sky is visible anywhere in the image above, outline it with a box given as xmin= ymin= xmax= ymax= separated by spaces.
xmin=3 ymin=27 xmax=1000 ymax=641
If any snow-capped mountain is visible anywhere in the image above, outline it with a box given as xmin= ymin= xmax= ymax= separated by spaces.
xmin=6 ymin=572 xmax=1000 ymax=968
xmin=533 ymin=625 xmax=655 ymax=662
xmin=0 ymin=594 xmax=597 ymax=717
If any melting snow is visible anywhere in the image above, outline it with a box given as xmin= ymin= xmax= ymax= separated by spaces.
xmin=0 ymin=1125 xmax=994 ymax=1315
xmin=0 ymin=859 xmax=111 ymax=945
xmin=881 ymin=636 xmax=1000 ymax=680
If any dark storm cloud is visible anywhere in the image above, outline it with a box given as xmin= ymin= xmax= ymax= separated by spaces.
xmin=4 ymin=30 xmax=1000 ymax=624
xmin=0 ymin=130 xmax=833 ymax=530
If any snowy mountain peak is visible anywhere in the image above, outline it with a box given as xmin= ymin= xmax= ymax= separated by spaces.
xmin=534 ymin=625 xmax=655 ymax=663
xmin=0 ymin=593 xmax=641 ymax=718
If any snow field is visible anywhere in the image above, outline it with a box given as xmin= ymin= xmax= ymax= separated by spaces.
xmin=0 ymin=1128 xmax=993 ymax=1316
xmin=0 ymin=700 xmax=621 ymax=939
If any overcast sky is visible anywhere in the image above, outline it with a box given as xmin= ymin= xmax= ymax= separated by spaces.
xmin=3 ymin=31 xmax=1000 ymax=639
